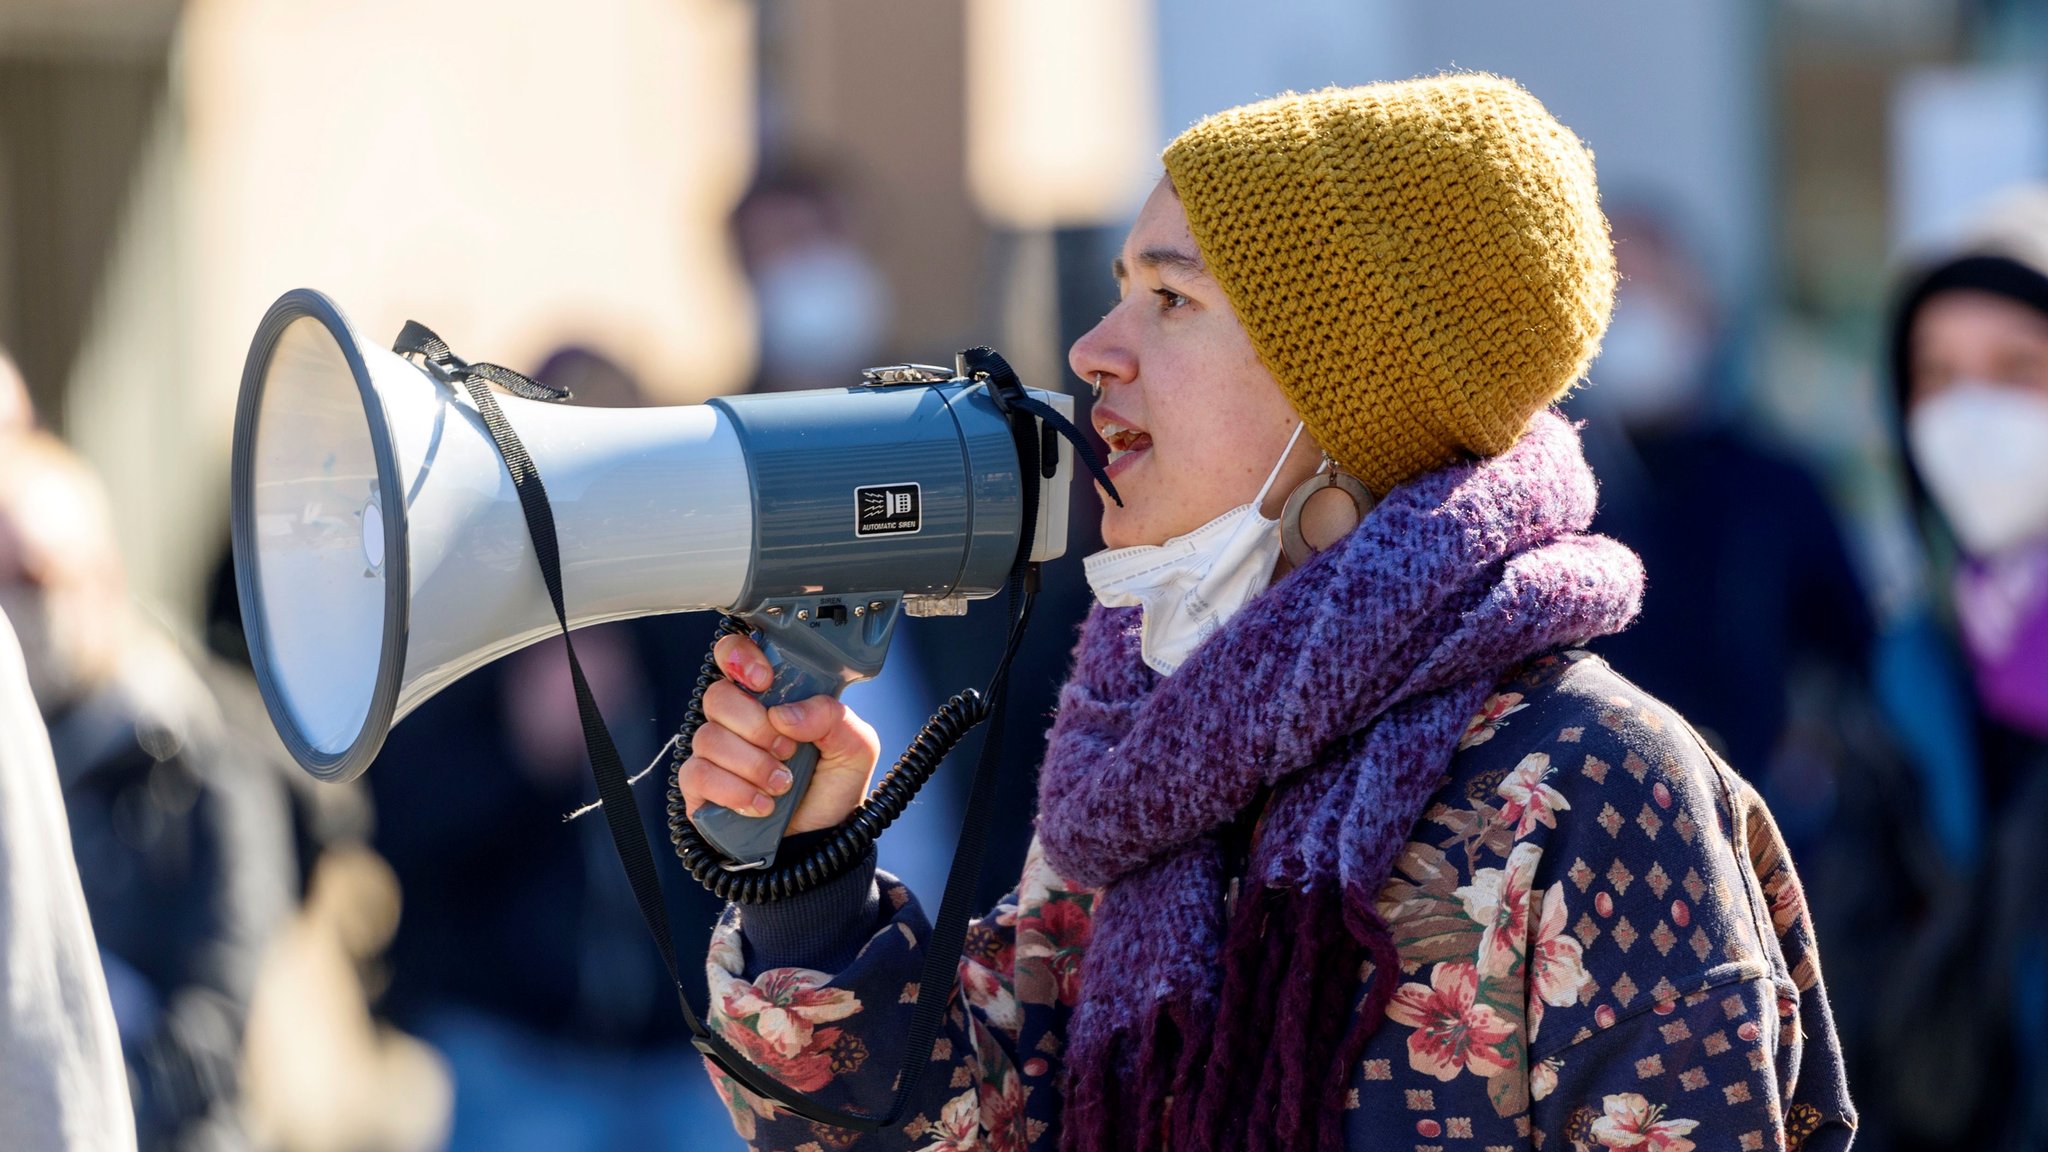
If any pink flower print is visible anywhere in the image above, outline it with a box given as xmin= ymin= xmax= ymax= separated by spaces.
xmin=1767 ymin=867 xmax=1807 ymax=934
xmin=961 ymin=956 xmax=1021 ymax=1036
xmin=1022 ymin=897 xmax=1094 ymax=1006
xmin=1384 ymin=961 xmax=1518 ymax=1081
xmin=1531 ymin=1056 xmax=1562 ymax=1102
xmin=1455 ymin=841 xmax=1541 ymax=980
xmin=1590 ymin=1093 xmax=1701 ymax=1151
xmin=975 ymin=1052 xmax=1027 ymax=1152
xmin=1460 ymin=692 xmax=1529 ymax=749
xmin=1496 ymin=752 xmax=1570 ymax=838
xmin=1528 ymin=881 xmax=1592 ymax=1043
xmin=716 ymin=969 xmax=863 ymax=1092
xmin=914 ymin=1088 xmax=983 ymax=1152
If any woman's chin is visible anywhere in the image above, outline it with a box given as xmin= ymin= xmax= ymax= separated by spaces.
xmin=1097 ymin=506 xmax=1144 ymax=551
xmin=1097 ymin=504 xmax=1167 ymax=551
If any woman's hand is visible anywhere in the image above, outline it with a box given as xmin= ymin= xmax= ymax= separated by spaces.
xmin=678 ymin=634 xmax=880 ymax=836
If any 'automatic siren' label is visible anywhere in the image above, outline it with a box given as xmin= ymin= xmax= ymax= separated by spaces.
xmin=855 ymin=483 xmax=921 ymax=537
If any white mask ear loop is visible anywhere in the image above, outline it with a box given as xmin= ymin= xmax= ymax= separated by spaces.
xmin=1253 ymin=421 xmax=1309 ymax=516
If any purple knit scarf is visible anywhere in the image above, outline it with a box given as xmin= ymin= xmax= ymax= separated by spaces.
xmin=1035 ymin=412 xmax=1643 ymax=1152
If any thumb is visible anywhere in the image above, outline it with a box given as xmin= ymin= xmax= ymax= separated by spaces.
xmin=766 ymin=696 xmax=876 ymax=768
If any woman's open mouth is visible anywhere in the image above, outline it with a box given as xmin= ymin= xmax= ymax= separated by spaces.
xmin=1098 ymin=419 xmax=1152 ymax=482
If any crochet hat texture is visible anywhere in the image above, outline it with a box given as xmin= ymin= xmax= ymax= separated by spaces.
xmin=1162 ymin=74 xmax=1615 ymax=494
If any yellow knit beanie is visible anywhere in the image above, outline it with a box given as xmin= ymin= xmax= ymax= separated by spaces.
xmin=1162 ymin=74 xmax=1615 ymax=493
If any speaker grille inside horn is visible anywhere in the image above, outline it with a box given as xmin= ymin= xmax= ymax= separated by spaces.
xmin=234 ymin=299 xmax=407 ymax=780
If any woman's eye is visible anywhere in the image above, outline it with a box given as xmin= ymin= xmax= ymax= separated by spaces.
xmin=1153 ymin=287 xmax=1189 ymax=311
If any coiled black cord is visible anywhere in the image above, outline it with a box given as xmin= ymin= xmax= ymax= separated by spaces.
xmin=666 ymin=614 xmax=994 ymax=904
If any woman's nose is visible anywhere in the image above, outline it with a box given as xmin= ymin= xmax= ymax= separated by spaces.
xmin=1068 ymin=306 xmax=1136 ymax=392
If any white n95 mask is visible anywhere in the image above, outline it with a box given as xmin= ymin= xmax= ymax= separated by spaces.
xmin=1084 ymin=423 xmax=1306 ymax=675
xmin=1908 ymin=381 xmax=2048 ymax=558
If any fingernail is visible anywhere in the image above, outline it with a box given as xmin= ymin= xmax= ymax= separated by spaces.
xmin=747 ymin=662 xmax=772 ymax=690
xmin=772 ymin=737 xmax=797 ymax=760
xmin=770 ymin=701 xmax=803 ymax=726
xmin=768 ymin=768 xmax=793 ymax=794
xmin=749 ymin=792 xmax=775 ymax=817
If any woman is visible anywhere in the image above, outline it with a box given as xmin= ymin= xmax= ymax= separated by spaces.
xmin=1879 ymin=188 xmax=2048 ymax=1147
xmin=681 ymin=75 xmax=1855 ymax=1151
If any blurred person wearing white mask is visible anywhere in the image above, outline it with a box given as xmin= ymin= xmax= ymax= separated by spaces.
xmin=1897 ymin=195 xmax=2048 ymax=742
xmin=1881 ymin=188 xmax=2048 ymax=1151
xmin=730 ymin=163 xmax=893 ymax=394
xmin=1574 ymin=209 xmax=1935 ymax=1149
xmin=1573 ymin=209 xmax=1877 ymax=812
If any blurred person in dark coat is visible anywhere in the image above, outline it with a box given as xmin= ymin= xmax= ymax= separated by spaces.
xmin=1882 ymin=187 xmax=2048 ymax=1150
xmin=0 ymin=432 xmax=296 ymax=1152
xmin=1573 ymin=208 xmax=1877 ymax=802
xmin=1572 ymin=208 xmax=1951 ymax=1151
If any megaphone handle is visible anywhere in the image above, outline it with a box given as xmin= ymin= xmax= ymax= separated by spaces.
xmin=691 ymin=598 xmax=900 ymax=870
xmin=690 ymin=655 xmax=841 ymax=869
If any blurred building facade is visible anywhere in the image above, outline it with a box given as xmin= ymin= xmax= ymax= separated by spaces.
xmin=9 ymin=0 xmax=755 ymax=633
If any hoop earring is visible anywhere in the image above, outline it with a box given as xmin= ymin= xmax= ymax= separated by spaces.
xmin=1089 ymin=373 xmax=1104 ymax=400
xmin=1280 ymin=460 xmax=1375 ymax=567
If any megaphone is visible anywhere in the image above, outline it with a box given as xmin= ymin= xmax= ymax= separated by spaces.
xmin=231 ymin=288 xmax=1076 ymax=867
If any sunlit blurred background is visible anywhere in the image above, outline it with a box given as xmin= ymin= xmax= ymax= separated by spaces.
xmin=5 ymin=0 xmax=2048 ymax=1148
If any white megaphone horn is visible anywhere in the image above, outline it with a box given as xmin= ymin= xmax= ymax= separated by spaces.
xmin=231 ymin=289 xmax=1076 ymax=866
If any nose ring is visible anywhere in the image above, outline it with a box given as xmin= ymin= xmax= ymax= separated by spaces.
xmin=1089 ymin=372 xmax=1104 ymax=400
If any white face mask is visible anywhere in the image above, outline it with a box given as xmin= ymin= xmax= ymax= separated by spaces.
xmin=1084 ymin=423 xmax=1306 ymax=675
xmin=754 ymin=243 xmax=891 ymax=387
xmin=1908 ymin=381 xmax=2048 ymax=557
xmin=1587 ymin=292 xmax=1711 ymax=428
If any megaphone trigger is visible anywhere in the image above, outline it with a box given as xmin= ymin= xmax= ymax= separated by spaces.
xmin=689 ymin=594 xmax=904 ymax=871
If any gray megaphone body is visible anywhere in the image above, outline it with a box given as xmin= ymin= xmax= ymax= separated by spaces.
xmin=231 ymin=288 xmax=1073 ymax=869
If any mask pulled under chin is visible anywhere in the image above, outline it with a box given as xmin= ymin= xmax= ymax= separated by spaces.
xmin=1084 ymin=423 xmax=1304 ymax=675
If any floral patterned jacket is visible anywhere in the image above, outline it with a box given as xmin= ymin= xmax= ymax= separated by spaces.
xmin=701 ymin=649 xmax=1857 ymax=1151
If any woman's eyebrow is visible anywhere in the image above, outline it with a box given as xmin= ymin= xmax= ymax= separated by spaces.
xmin=1111 ymin=246 xmax=1208 ymax=282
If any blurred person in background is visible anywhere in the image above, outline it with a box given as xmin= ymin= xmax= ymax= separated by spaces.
xmin=732 ymin=162 xmax=893 ymax=396
xmin=1572 ymin=209 xmax=1940 ymax=1151
xmin=1574 ymin=206 xmax=1877 ymax=813
xmin=0 ymin=360 xmax=135 ymax=1151
xmin=730 ymin=165 xmax=971 ymax=905
xmin=1881 ymin=187 xmax=2048 ymax=1150
xmin=0 ymin=430 xmax=296 ymax=1152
